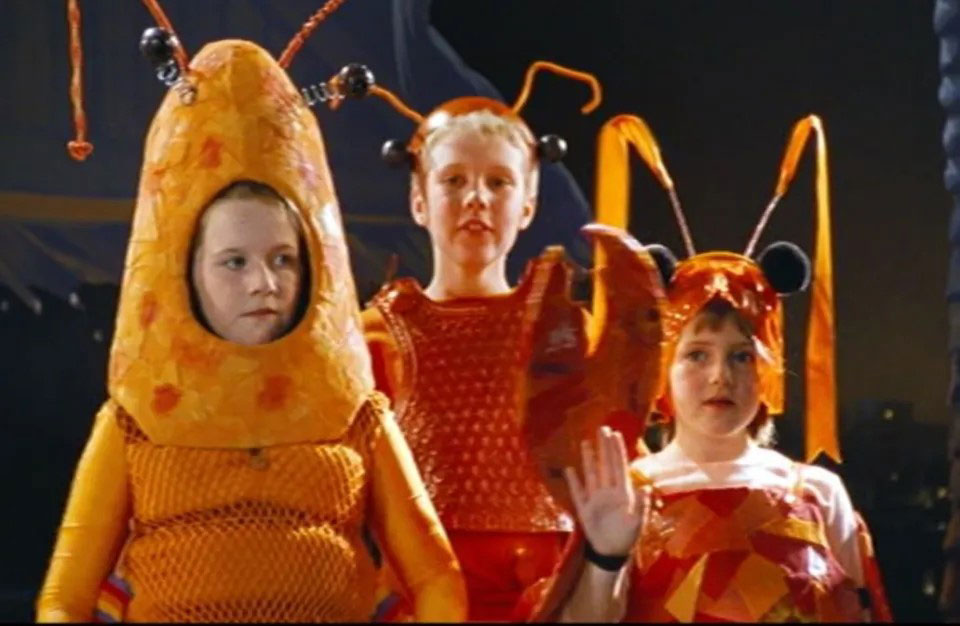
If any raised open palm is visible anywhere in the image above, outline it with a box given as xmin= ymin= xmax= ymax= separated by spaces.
xmin=565 ymin=426 xmax=646 ymax=558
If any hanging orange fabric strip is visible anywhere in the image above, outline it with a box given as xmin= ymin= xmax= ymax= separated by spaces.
xmin=595 ymin=114 xmax=676 ymax=228
xmin=277 ymin=0 xmax=347 ymax=69
xmin=805 ymin=116 xmax=839 ymax=463
xmin=591 ymin=114 xmax=685 ymax=347
xmin=770 ymin=116 xmax=839 ymax=463
xmin=140 ymin=0 xmax=189 ymax=71
xmin=66 ymin=0 xmax=92 ymax=161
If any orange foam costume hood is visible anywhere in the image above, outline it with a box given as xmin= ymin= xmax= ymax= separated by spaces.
xmin=105 ymin=32 xmax=373 ymax=448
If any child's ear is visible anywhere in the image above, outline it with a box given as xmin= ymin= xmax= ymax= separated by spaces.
xmin=518 ymin=169 xmax=539 ymax=231
xmin=519 ymin=200 xmax=537 ymax=231
xmin=409 ymin=175 xmax=428 ymax=227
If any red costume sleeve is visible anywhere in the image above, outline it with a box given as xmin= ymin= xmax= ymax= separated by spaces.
xmin=362 ymin=307 xmax=402 ymax=401
xmin=855 ymin=512 xmax=894 ymax=622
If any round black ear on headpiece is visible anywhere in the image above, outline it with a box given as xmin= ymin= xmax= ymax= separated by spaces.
xmin=757 ymin=241 xmax=811 ymax=294
xmin=338 ymin=63 xmax=375 ymax=98
xmin=381 ymin=139 xmax=413 ymax=168
xmin=537 ymin=134 xmax=567 ymax=162
xmin=645 ymin=243 xmax=677 ymax=287
xmin=139 ymin=27 xmax=177 ymax=68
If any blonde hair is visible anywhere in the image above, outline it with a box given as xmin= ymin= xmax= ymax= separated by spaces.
xmin=415 ymin=110 xmax=540 ymax=192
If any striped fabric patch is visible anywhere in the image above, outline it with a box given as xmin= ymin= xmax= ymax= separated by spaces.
xmin=93 ymin=573 xmax=132 ymax=623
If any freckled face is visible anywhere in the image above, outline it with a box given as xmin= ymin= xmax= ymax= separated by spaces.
xmin=669 ymin=315 xmax=761 ymax=441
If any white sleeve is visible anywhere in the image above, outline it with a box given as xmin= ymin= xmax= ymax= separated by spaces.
xmin=803 ymin=465 xmax=865 ymax=586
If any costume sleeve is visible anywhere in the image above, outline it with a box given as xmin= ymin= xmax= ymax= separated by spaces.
xmin=854 ymin=512 xmax=894 ymax=622
xmin=362 ymin=307 xmax=403 ymax=401
xmin=368 ymin=406 xmax=467 ymax=622
xmin=815 ymin=469 xmax=865 ymax=587
xmin=36 ymin=401 xmax=130 ymax=622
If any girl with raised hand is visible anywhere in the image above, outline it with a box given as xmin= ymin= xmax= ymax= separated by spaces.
xmin=533 ymin=114 xmax=892 ymax=623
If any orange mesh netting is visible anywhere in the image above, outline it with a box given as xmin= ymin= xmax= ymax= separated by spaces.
xmin=114 ymin=404 xmax=382 ymax=622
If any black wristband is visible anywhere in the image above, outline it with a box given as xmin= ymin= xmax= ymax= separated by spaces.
xmin=583 ymin=540 xmax=629 ymax=572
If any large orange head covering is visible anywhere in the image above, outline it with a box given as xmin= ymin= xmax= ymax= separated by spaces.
xmin=595 ymin=114 xmax=838 ymax=463
xmin=103 ymin=4 xmax=373 ymax=448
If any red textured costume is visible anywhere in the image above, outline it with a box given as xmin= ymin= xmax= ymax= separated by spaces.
xmin=365 ymin=255 xmax=573 ymax=621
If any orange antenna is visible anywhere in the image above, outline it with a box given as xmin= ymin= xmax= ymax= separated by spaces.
xmin=141 ymin=0 xmax=189 ymax=71
xmin=278 ymin=0 xmax=348 ymax=69
xmin=511 ymin=61 xmax=602 ymax=115
xmin=65 ymin=0 xmax=92 ymax=161
xmin=368 ymin=85 xmax=425 ymax=124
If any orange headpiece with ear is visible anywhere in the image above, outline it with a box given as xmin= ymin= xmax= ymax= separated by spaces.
xmin=594 ymin=114 xmax=838 ymax=463
xmin=334 ymin=60 xmax=602 ymax=168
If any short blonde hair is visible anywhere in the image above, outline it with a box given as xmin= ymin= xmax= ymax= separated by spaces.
xmin=416 ymin=110 xmax=540 ymax=192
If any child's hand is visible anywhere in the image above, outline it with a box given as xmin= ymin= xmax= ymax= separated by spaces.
xmin=564 ymin=426 xmax=645 ymax=558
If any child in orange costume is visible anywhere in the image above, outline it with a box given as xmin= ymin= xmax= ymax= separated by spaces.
xmin=36 ymin=13 xmax=465 ymax=622
xmin=348 ymin=62 xmax=641 ymax=621
xmin=531 ymin=115 xmax=892 ymax=622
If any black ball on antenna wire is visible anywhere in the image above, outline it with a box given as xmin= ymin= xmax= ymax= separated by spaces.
xmin=140 ymin=27 xmax=177 ymax=67
xmin=537 ymin=134 xmax=567 ymax=162
xmin=381 ymin=139 xmax=412 ymax=168
xmin=339 ymin=63 xmax=375 ymax=98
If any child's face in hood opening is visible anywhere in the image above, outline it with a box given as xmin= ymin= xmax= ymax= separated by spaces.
xmin=191 ymin=195 xmax=303 ymax=346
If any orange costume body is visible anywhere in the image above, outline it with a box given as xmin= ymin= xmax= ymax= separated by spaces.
xmin=37 ymin=29 xmax=464 ymax=623
xmin=364 ymin=256 xmax=573 ymax=622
